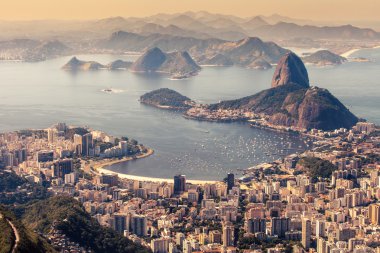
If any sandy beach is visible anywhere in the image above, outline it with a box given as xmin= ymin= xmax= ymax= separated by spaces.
xmin=340 ymin=48 xmax=361 ymax=58
xmin=341 ymin=45 xmax=380 ymax=58
xmin=92 ymin=148 xmax=218 ymax=185
xmin=97 ymin=167 xmax=218 ymax=185
xmin=90 ymin=148 xmax=154 ymax=169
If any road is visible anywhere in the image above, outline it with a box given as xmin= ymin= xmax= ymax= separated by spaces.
xmin=7 ymin=219 xmax=20 ymax=253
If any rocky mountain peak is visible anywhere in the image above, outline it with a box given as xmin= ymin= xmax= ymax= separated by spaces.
xmin=271 ymin=52 xmax=309 ymax=88
xmin=130 ymin=47 xmax=167 ymax=72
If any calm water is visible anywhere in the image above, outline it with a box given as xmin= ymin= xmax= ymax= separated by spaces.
xmin=0 ymin=48 xmax=379 ymax=180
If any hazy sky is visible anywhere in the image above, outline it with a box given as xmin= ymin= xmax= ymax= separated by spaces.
xmin=1 ymin=0 xmax=379 ymax=21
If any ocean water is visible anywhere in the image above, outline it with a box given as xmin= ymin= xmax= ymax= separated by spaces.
xmin=0 ymin=48 xmax=379 ymax=180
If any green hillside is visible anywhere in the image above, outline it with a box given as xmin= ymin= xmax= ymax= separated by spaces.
xmin=18 ymin=196 xmax=151 ymax=253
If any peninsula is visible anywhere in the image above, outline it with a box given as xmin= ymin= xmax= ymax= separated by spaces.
xmin=143 ymin=52 xmax=358 ymax=131
xmin=303 ymin=50 xmax=347 ymax=66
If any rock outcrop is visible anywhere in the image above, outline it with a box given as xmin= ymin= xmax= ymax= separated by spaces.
xmin=271 ymin=52 xmax=309 ymax=88
xmin=62 ymin=57 xmax=105 ymax=71
xmin=161 ymin=51 xmax=201 ymax=75
xmin=131 ymin=47 xmax=201 ymax=76
xmin=130 ymin=47 xmax=167 ymax=72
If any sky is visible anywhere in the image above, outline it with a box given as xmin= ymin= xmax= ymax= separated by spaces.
xmin=0 ymin=0 xmax=379 ymax=21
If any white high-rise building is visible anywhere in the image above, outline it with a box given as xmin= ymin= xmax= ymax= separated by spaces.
xmin=316 ymin=219 xmax=325 ymax=238
xmin=151 ymin=237 xmax=170 ymax=253
xmin=222 ymin=223 xmax=235 ymax=247
xmin=302 ymin=218 xmax=311 ymax=250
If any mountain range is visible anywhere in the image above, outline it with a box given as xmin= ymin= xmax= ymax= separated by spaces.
xmin=93 ymin=12 xmax=380 ymax=41
xmin=0 ymin=11 xmax=378 ymax=42
xmin=0 ymin=11 xmax=379 ymax=64
xmin=102 ymin=33 xmax=289 ymax=68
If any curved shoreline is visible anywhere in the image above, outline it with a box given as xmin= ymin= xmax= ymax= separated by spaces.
xmin=92 ymin=148 xmax=218 ymax=185
xmin=341 ymin=45 xmax=380 ymax=58
xmin=98 ymin=166 xmax=218 ymax=185
xmin=92 ymin=148 xmax=155 ymax=171
xmin=340 ymin=48 xmax=361 ymax=58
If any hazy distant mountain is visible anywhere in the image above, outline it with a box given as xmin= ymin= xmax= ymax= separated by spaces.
xmin=92 ymin=16 xmax=131 ymax=30
xmin=252 ymin=22 xmax=379 ymax=40
xmin=25 ymin=40 xmax=71 ymax=61
xmin=131 ymin=47 xmax=201 ymax=76
xmin=204 ymin=17 xmax=244 ymax=30
xmin=240 ymin=16 xmax=269 ymax=34
xmin=244 ymin=16 xmax=269 ymax=26
xmin=247 ymin=58 xmax=272 ymax=70
xmin=100 ymin=31 xmax=225 ymax=53
xmin=154 ymin=14 xmax=248 ymax=40
xmin=209 ymin=37 xmax=290 ymax=66
xmin=183 ymin=11 xmax=246 ymax=23
xmin=198 ymin=53 xmax=234 ymax=66
xmin=164 ymin=14 xmax=214 ymax=31
xmin=102 ymin=31 xmax=289 ymax=68
xmin=0 ymin=39 xmax=71 ymax=61
xmin=257 ymin=14 xmax=312 ymax=25
xmin=128 ymin=23 xmax=211 ymax=39
xmin=0 ymin=11 xmax=378 ymax=61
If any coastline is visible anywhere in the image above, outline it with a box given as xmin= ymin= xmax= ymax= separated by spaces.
xmin=341 ymin=45 xmax=380 ymax=58
xmin=97 ymin=166 xmax=218 ymax=185
xmin=91 ymin=148 xmax=155 ymax=171
xmin=92 ymin=148 xmax=218 ymax=185
xmin=140 ymin=100 xmax=190 ymax=111
xmin=340 ymin=48 xmax=361 ymax=58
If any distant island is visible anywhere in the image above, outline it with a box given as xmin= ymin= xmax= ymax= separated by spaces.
xmin=62 ymin=56 xmax=106 ymax=70
xmin=302 ymin=50 xmax=347 ymax=66
xmin=130 ymin=47 xmax=201 ymax=79
xmin=140 ymin=88 xmax=194 ymax=110
xmin=62 ymin=49 xmax=201 ymax=79
xmin=142 ymin=52 xmax=359 ymax=131
xmin=107 ymin=59 xmax=133 ymax=70
xmin=62 ymin=56 xmax=133 ymax=71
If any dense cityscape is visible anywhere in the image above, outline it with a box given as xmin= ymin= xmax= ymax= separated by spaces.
xmin=1 ymin=1 xmax=380 ymax=253
xmin=0 ymin=119 xmax=378 ymax=253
